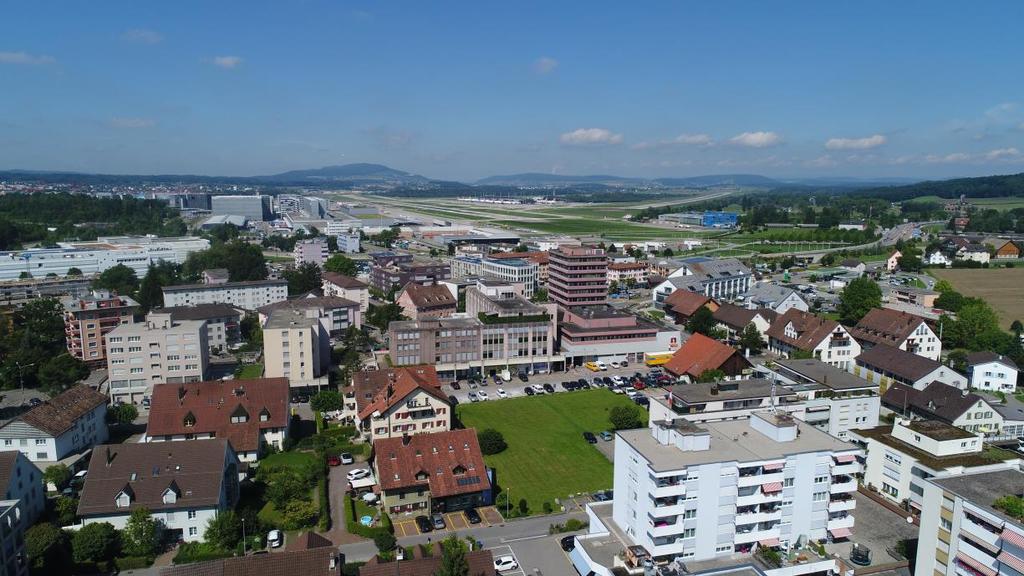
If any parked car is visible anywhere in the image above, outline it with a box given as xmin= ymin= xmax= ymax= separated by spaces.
xmin=431 ymin=513 xmax=446 ymax=530
xmin=648 ymin=367 xmax=663 ymax=375
xmin=491 ymin=375 xmax=502 ymax=386
xmin=561 ymin=381 xmax=574 ymax=391
xmin=140 ymin=397 xmax=151 ymax=409
xmin=465 ymin=508 xmax=482 ymax=524
xmin=496 ymin=388 xmax=508 ymax=399
xmin=415 ymin=515 xmax=433 ymax=533
xmin=593 ymin=490 xmax=613 ymax=502
xmin=560 ymin=535 xmax=576 ymax=551
xmin=469 ymin=381 xmax=479 ymax=389
xmin=347 ymin=468 xmax=371 ymax=481
xmin=633 ymin=396 xmax=650 ymax=407
xmin=494 ymin=556 xmax=519 ymax=573
xmin=518 ymin=372 xmax=529 ymax=382
xmin=340 ymin=452 xmax=354 ymax=465
xmin=469 ymin=391 xmax=480 ymax=402
xmin=524 ymin=387 xmax=535 ymax=396
xmin=599 ymin=431 xmax=613 ymax=441
xmin=477 ymin=391 xmax=490 ymax=400
xmin=609 ymin=360 xmax=622 ymax=369
xmin=268 ymin=529 xmax=283 ymax=548
xmin=531 ymin=384 xmax=546 ymax=394
xmin=583 ymin=432 xmax=597 ymax=444
xmin=595 ymin=361 xmax=608 ymax=371
xmin=327 ymin=455 xmax=341 ymax=466
xmin=451 ymin=381 xmax=461 ymax=390
xmin=611 ymin=375 xmax=625 ymax=385
xmin=543 ymin=383 xmax=555 ymax=394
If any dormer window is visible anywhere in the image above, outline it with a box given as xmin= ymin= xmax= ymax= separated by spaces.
xmin=230 ymin=405 xmax=249 ymax=424
xmin=115 ymin=484 xmax=134 ymax=508
xmin=183 ymin=412 xmax=196 ymax=428
xmin=259 ymin=408 xmax=270 ymax=422
xmin=453 ymin=465 xmax=466 ymax=476
xmin=162 ymin=481 xmax=180 ymax=504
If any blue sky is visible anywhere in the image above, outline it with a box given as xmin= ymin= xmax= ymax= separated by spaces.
xmin=2 ymin=1 xmax=1023 ymax=181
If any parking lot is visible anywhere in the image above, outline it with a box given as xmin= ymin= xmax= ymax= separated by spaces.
xmin=392 ymin=506 xmax=504 ymax=538
xmin=444 ymin=364 xmax=668 ymax=405
xmin=488 ymin=532 xmax=582 ymax=576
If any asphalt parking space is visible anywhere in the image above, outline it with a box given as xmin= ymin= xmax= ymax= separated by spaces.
xmin=393 ymin=518 xmax=419 ymax=537
xmin=446 ymin=366 xmax=659 ymax=404
xmin=479 ymin=506 xmax=503 ymax=525
xmin=488 ymin=544 xmax=525 ymax=576
xmin=506 ymin=534 xmax=579 ymax=576
xmin=445 ymin=511 xmax=468 ymax=530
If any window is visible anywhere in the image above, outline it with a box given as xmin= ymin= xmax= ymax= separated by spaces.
xmin=682 ymin=528 xmax=696 ymax=539
xmin=783 ymin=478 xmax=794 ymax=487
xmin=188 ymin=510 xmax=197 ymax=519
xmin=941 ymin=518 xmax=952 ymax=531
xmin=188 ymin=527 xmax=198 ymax=536
xmin=35 ymin=439 xmax=45 ymax=445
xmin=814 ymin=475 xmax=828 ymax=484
xmin=812 ymin=491 xmax=827 ymax=502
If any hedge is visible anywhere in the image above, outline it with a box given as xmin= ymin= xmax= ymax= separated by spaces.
xmin=115 ymin=556 xmax=152 ymax=570
xmin=173 ymin=542 xmax=234 ymax=565
xmin=343 ymin=495 xmax=393 ymax=539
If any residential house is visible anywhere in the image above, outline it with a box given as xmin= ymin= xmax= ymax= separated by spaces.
xmin=967 ymin=352 xmax=1019 ymax=393
xmin=0 ymin=452 xmax=44 ymax=525
xmin=849 ymin=308 xmax=941 ymax=360
xmin=347 ymin=366 xmax=442 ymax=421
xmin=356 ymin=369 xmax=452 ymax=441
xmin=926 ymin=251 xmax=952 ymax=267
xmin=607 ymin=262 xmax=648 ymax=287
xmin=77 ymin=439 xmax=240 ymax=542
xmin=62 ymin=290 xmax=139 ymax=367
xmin=886 ymin=250 xmax=902 ymax=272
xmin=712 ymin=304 xmax=777 ymax=341
xmin=663 ymin=290 xmax=718 ymax=324
xmin=396 ymin=282 xmax=457 ymax=320
xmin=850 ymin=419 xmax=1020 ymax=510
xmin=768 ymin=358 xmax=880 ymax=440
xmin=162 ymin=304 xmax=241 ymax=353
xmin=161 ymin=536 xmax=343 ymax=576
xmin=958 ymin=243 xmax=991 ymax=264
xmin=839 ymin=259 xmax=866 ymax=275
xmin=985 ymin=238 xmax=1022 ymax=259
xmin=663 ymin=333 xmax=751 ymax=380
xmin=359 ymin=544 xmax=495 ymax=576
xmin=740 ymin=283 xmax=809 ymax=314
xmin=0 ymin=385 xmax=108 ymax=466
xmin=322 ymin=272 xmax=370 ymax=314
xmin=882 ymin=381 xmax=1003 ymax=435
xmin=373 ymin=429 xmax=490 ymax=515
xmin=854 ymin=344 xmax=967 ymax=392
xmin=145 ymin=378 xmax=290 ymax=462
xmin=258 ymin=294 xmax=361 ymax=334
xmin=766 ymin=309 xmax=861 ymax=370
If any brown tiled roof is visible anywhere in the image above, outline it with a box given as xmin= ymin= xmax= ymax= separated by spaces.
xmin=608 ymin=262 xmax=647 ymax=271
xmin=258 ymin=295 xmax=358 ymax=316
xmin=856 ymin=343 xmax=946 ymax=382
xmin=160 ymin=546 xmax=340 ymax=576
xmin=850 ymin=308 xmax=928 ymax=348
xmin=664 ymin=290 xmax=715 ymax=317
xmin=146 ymin=378 xmax=290 ymax=453
xmin=322 ymin=272 xmax=368 ymax=289
xmin=77 ymin=439 xmax=234 ymax=517
xmin=286 ymin=531 xmax=334 ymax=551
xmin=400 ymin=283 xmax=456 ymax=309
xmin=373 ymin=429 xmax=490 ymax=499
xmin=882 ymin=381 xmax=991 ymax=424
xmin=162 ymin=303 xmax=241 ymax=321
xmin=359 ymin=548 xmax=496 ymax=576
xmin=712 ymin=303 xmax=777 ymax=330
xmin=15 ymin=385 xmax=107 ymax=437
xmin=352 ymin=366 xmax=441 ymax=415
xmin=765 ymin=309 xmax=842 ymax=352
xmin=967 ymin=351 xmax=1019 ymax=370
xmin=664 ymin=333 xmax=749 ymax=378
xmin=356 ymin=368 xmax=450 ymax=421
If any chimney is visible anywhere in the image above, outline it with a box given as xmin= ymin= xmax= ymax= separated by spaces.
xmin=105 ymin=446 xmax=115 ymax=467
xmin=178 ymin=385 xmax=186 ymax=402
xmin=402 ymin=434 xmax=411 ymax=446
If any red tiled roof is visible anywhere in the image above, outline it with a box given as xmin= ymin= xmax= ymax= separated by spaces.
xmin=765 ymin=308 xmax=842 ymax=351
xmin=664 ymin=290 xmax=715 ymax=317
xmin=161 ymin=546 xmax=340 ymax=576
xmin=373 ymin=429 xmax=490 ymax=499
xmin=850 ymin=308 xmax=928 ymax=347
xmin=15 ymin=385 xmax=107 ymax=437
xmin=663 ymin=333 xmax=745 ymax=378
xmin=401 ymin=283 xmax=456 ymax=309
xmin=355 ymin=367 xmax=447 ymax=421
xmin=358 ymin=547 xmax=496 ymax=576
xmin=146 ymin=378 xmax=289 ymax=453
xmin=608 ymin=262 xmax=647 ymax=271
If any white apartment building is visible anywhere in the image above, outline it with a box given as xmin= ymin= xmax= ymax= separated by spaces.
xmin=851 ymin=419 xmax=1020 ymax=512
xmin=652 ymin=257 xmax=753 ymax=306
xmin=162 ymin=279 xmax=288 ymax=311
xmin=0 ymin=236 xmax=210 ymax=281
xmin=648 ymin=380 xmax=808 ymax=425
xmin=0 ymin=451 xmax=45 ymax=526
xmin=916 ymin=469 xmax=1024 ymax=576
xmin=612 ymin=412 xmax=861 ymax=561
xmin=0 ymin=499 xmax=30 ymax=576
xmin=105 ymin=313 xmax=209 ymax=405
xmin=0 ymin=385 xmax=108 ymax=466
xmin=449 ymin=256 xmax=539 ymax=296
xmin=262 ymin=308 xmax=331 ymax=390
xmin=765 ymin=359 xmax=881 ymax=441
xmin=968 ymin=352 xmax=1019 ymax=393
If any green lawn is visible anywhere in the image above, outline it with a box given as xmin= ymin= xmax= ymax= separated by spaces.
xmin=502 ymin=217 xmax=720 ymax=239
xmin=261 ymin=451 xmax=318 ymax=468
xmin=457 ymin=389 xmax=646 ymax=514
xmin=236 ymin=364 xmax=264 ymax=379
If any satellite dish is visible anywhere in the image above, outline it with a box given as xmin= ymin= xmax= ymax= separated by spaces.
xmin=906 ymin=516 xmax=914 ymax=524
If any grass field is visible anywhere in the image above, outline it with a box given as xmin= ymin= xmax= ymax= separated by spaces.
xmin=906 ymin=195 xmax=1024 ymax=211
xmin=236 ymin=364 xmax=264 ymax=379
xmin=931 ymin=268 xmax=1024 ymax=329
xmin=456 ymin=389 xmax=647 ymax=514
xmin=503 ymin=217 xmax=719 ymax=239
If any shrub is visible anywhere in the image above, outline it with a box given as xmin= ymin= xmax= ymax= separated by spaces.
xmin=44 ymin=464 xmax=71 ymax=491
xmin=318 ymin=476 xmax=331 ymax=531
xmin=72 ymin=522 xmax=120 ymax=564
xmin=26 ymin=522 xmax=71 ymax=574
xmin=281 ymin=499 xmax=318 ymax=530
xmin=54 ymin=496 xmax=78 ymax=526
xmin=609 ymin=405 xmax=644 ymax=430
xmin=115 ymin=556 xmax=152 ymax=570
xmin=107 ymin=403 xmax=139 ymax=425
xmin=518 ymin=498 xmax=528 ymax=515
xmin=204 ymin=511 xmax=241 ymax=550
xmin=477 ymin=429 xmax=507 ymax=455
xmin=374 ymin=531 xmax=397 ymax=553
xmin=542 ymin=502 xmax=553 ymax=514
xmin=311 ymin=390 xmax=343 ymax=413
xmin=173 ymin=542 xmax=234 ymax=564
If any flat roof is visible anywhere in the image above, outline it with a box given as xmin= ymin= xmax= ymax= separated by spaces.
xmin=618 ymin=415 xmax=856 ymax=473
xmin=852 ymin=426 xmax=1018 ymax=472
xmin=163 ymin=279 xmax=286 ymax=292
xmin=932 ymin=469 xmax=1024 ymax=526
xmin=264 ymin=308 xmax=323 ymax=330
xmin=672 ymin=379 xmax=797 ymax=404
xmin=774 ymin=359 xmax=879 ymax=391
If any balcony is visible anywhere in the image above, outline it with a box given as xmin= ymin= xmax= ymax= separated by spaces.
xmin=827 ymin=496 xmax=856 ymax=513
xmin=738 ymin=471 xmax=784 ymax=488
xmin=652 ymin=483 xmax=687 ymax=499
xmin=827 ymin=514 xmax=855 ymax=531
xmin=650 ymin=520 xmax=685 ymax=538
xmin=735 ymin=526 xmax=781 ymax=545
xmin=737 ymin=490 xmax=782 ymax=507
xmin=830 ymin=462 xmax=860 ymax=476
xmin=961 ymin=517 xmax=1001 ymax=549
xmin=830 ymin=476 xmax=857 ymax=494
xmin=650 ymin=498 xmax=688 ymax=518
xmin=736 ymin=508 xmax=783 ymax=525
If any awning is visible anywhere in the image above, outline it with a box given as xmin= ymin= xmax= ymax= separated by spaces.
xmin=762 ymin=482 xmax=783 ymax=493
xmin=956 ymin=552 xmax=997 ymax=576
xmin=762 ymin=462 xmax=784 ymax=471
xmin=1003 ymin=528 xmax=1024 ymax=549
xmin=834 ymin=454 xmax=857 ymax=463
xmin=999 ymin=552 xmax=1024 ymax=575
xmin=759 ymin=538 xmax=781 ymax=547
xmin=829 ymin=527 xmax=852 ymax=539
xmin=963 ymin=531 xmax=1002 ymax=554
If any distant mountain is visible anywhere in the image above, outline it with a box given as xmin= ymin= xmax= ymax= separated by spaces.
xmin=256 ymin=163 xmax=430 ymax=185
xmin=476 ymin=172 xmax=647 ymax=187
xmin=779 ymin=176 xmax=923 ymax=188
xmin=652 ymin=174 xmax=782 ymax=188
xmin=850 ymin=172 xmax=1024 ymax=202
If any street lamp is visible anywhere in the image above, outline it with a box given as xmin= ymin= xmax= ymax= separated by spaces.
xmin=506 ymin=488 xmax=510 ymax=518
xmin=14 ymin=362 xmax=35 ymax=392
xmin=241 ymin=518 xmax=246 ymax=555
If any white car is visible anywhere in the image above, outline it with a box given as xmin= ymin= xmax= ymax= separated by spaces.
xmin=610 ymin=360 xmax=622 ymax=369
xmin=494 ymin=555 xmax=519 ymax=572
xmin=496 ymin=388 xmax=508 ymax=398
xmin=611 ymin=376 xmax=625 ymax=386
xmin=267 ymin=529 xmax=283 ymax=548
xmin=531 ymin=384 xmax=546 ymax=394
xmin=347 ymin=468 xmax=371 ymax=481
xmin=477 ymin=391 xmax=490 ymax=401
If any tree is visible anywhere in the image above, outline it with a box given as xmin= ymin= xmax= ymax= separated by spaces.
xmin=284 ymin=262 xmax=323 ymax=295
xmin=66 ymin=267 xmax=83 ymax=277
xmin=607 ymin=280 xmax=619 ymax=295
xmin=26 ymin=522 xmax=71 ymax=574
xmin=92 ymin=264 xmax=139 ymax=296
xmin=438 ymin=534 xmax=470 ymax=576
xmin=366 ymin=303 xmax=405 ymax=332
xmin=36 ymin=353 xmax=89 ymax=394
xmin=183 ymin=240 xmax=267 ymax=282
xmin=373 ymin=530 xmax=397 ymax=554
xmin=837 ymin=276 xmax=882 ymax=325
xmin=122 ymin=507 xmax=159 ymax=558
xmin=478 ymin=429 xmax=507 ymax=455
xmin=947 ymin=349 xmax=969 ymax=373
xmin=281 ymin=499 xmax=318 ymax=530
xmin=204 ymin=510 xmax=241 ymax=550
xmin=935 ymin=290 xmax=966 ymax=312
xmin=19 ymin=271 xmax=31 ymax=279
xmin=107 ymin=403 xmax=138 ymax=425
xmin=697 ymin=369 xmax=727 ymax=383
xmin=661 ymin=247 xmax=675 ymax=257
xmin=310 ymin=390 xmax=343 ymax=413
xmin=44 ymin=463 xmax=71 ymax=490
xmin=240 ymin=313 xmax=263 ymax=347
xmin=54 ymin=496 xmax=78 ymax=526
xmin=324 ymin=254 xmax=358 ymax=276
xmin=531 ymin=287 xmax=549 ymax=303
xmin=1011 ymin=320 xmax=1023 ymax=337
xmin=609 ymin=405 xmax=645 ymax=430
xmin=738 ymin=323 xmax=765 ymax=354
xmin=933 ymin=279 xmax=955 ymax=293
xmin=72 ymin=521 xmax=120 ymax=564
xmin=136 ymin=264 xmax=166 ymax=312
xmin=685 ymin=306 xmax=719 ymax=337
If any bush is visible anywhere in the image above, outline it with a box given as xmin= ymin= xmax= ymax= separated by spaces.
xmin=477 ymin=428 xmax=507 ymax=455
xmin=518 ymin=498 xmax=528 ymax=515
xmin=311 ymin=390 xmax=343 ymax=413
xmin=72 ymin=522 xmax=120 ymax=564
xmin=204 ymin=510 xmax=241 ymax=550
xmin=548 ymin=518 xmax=589 ymax=534
xmin=106 ymin=403 xmax=139 ymax=425
xmin=44 ymin=464 xmax=71 ymax=491
xmin=281 ymin=499 xmax=318 ymax=530
xmin=54 ymin=496 xmax=78 ymax=526
xmin=26 ymin=522 xmax=71 ymax=574
xmin=543 ymin=501 xmax=553 ymax=514
xmin=115 ymin=556 xmax=152 ymax=570
xmin=173 ymin=542 xmax=234 ymax=565
xmin=318 ymin=476 xmax=331 ymax=531
xmin=374 ymin=531 xmax=397 ymax=553
xmin=609 ymin=405 xmax=645 ymax=430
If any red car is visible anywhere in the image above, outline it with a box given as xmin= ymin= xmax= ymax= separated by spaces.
xmin=327 ymin=455 xmax=342 ymax=467
xmin=633 ymin=381 xmax=646 ymax=390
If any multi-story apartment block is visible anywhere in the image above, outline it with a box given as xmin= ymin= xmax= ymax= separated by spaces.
xmin=0 ymin=385 xmax=108 ymax=466
xmin=652 ymin=257 xmax=753 ymax=306
xmin=967 ymin=352 xmax=1019 ymax=393
xmin=62 ymin=290 xmax=139 ymax=366
xmin=766 ymin=309 xmax=861 ymax=370
xmin=258 ymin=295 xmax=360 ymax=335
xmin=613 ymin=412 xmax=861 ymax=561
xmin=0 ymin=451 xmax=45 ymax=525
xmin=162 ymin=304 xmax=241 ymax=353
xmin=607 ymin=261 xmax=648 ymax=287
xmin=389 ymin=317 xmax=481 ymax=374
xmin=322 ymin=272 xmax=370 ymax=314
xmin=850 ymin=419 xmax=1020 ymax=511
xmin=648 ymin=379 xmax=806 ymax=424
xmin=0 ymin=236 xmax=210 ymax=281
xmin=211 ymin=194 xmax=272 ymax=221
xmin=77 ymin=439 xmax=240 ymax=542
xmin=854 ymin=343 xmax=968 ymax=392
xmin=162 ymin=279 xmax=288 ymax=311
xmin=916 ymin=468 xmax=1024 ymax=576
xmin=262 ymin=308 xmax=331 ymax=390
xmin=105 ymin=313 xmax=210 ymax=405
xmin=293 ymin=238 xmax=329 ymax=267
xmin=370 ymin=260 xmax=451 ymax=294
xmin=849 ymin=308 xmax=941 ymax=361
xmin=548 ymin=246 xmax=608 ymax=309
xmin=766 ymin=359 xmax=880 ymax=440
xmin=0 ymin=499 xmax=29 ymax=576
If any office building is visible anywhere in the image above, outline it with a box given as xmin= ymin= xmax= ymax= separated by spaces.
xmin=450 ymin=256 xmax=539 ymax=296
xmin=162 ymin=279 xmax=288 ymax=311
xmin=648 ymin=379 xmax=805 ymax=424
xmin=211 ymin=195 xmax=272 ymax=221
xmin=559 ymin=305 xmax=682 ymax=366
xmin=548 ymin=246 xmax=608 ymax=309
xmin=62 ymin=290 xmax=139 ymax=366
xmin=0 ymin=385 xmax=108 ymax=466
xmin=0 ymin=236 xmax=210 ymax=281
xmin=0 ymin=275 xmax=93 ymax=308
xmin=466 ymin=282 xmax=558 ymax=373
xmin=105 ymin=313 xmax=210 ymax=405
xmin=293 ymin=238 xmax=329 ymax=267
xmin=262 ymin=308 xmax=331 ymax=390
xmin=487 ymin=251 xmax=550 ymax=285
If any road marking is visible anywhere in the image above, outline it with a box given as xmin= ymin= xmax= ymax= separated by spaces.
xmin=501 ymin=533 xmax=548 ymax=543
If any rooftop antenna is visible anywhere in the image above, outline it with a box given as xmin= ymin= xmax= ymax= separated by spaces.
xmin=770 ymin=379 xmax=778 ymax=415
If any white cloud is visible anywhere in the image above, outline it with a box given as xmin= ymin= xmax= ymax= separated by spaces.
xmin=825 ymin=134 xmax=887 ymax=150
xmin=984 ymin=147 xmax=1023 ymax=161
xmin=210 ymin=55 xmax=243 ymax=69
xmin=729 ymin=131 xmax=781 ymax=148
xmin=0 ymin=51 xmax=55 ymax=65
xmin=924 ymin=153 xmax=970 ymax=164
xmin=110 ymin=117 xmax=156 ymax=129
xmin=559 ymin=128 xmax=623 ymax=146
xmin=533 ymin=56 xmax=559 ymax=75
xmin=631 ymin=133 xmax=713 ymax=151
xmin=122 ymin=29 xmax=163 ymax=44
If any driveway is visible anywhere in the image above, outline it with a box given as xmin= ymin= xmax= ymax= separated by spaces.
xmin=326 ymin=461 xmax=375 ymax=544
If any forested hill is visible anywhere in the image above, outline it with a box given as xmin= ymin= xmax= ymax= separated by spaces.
xmin=853 ymin=173 xmax=1024 ymax=202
